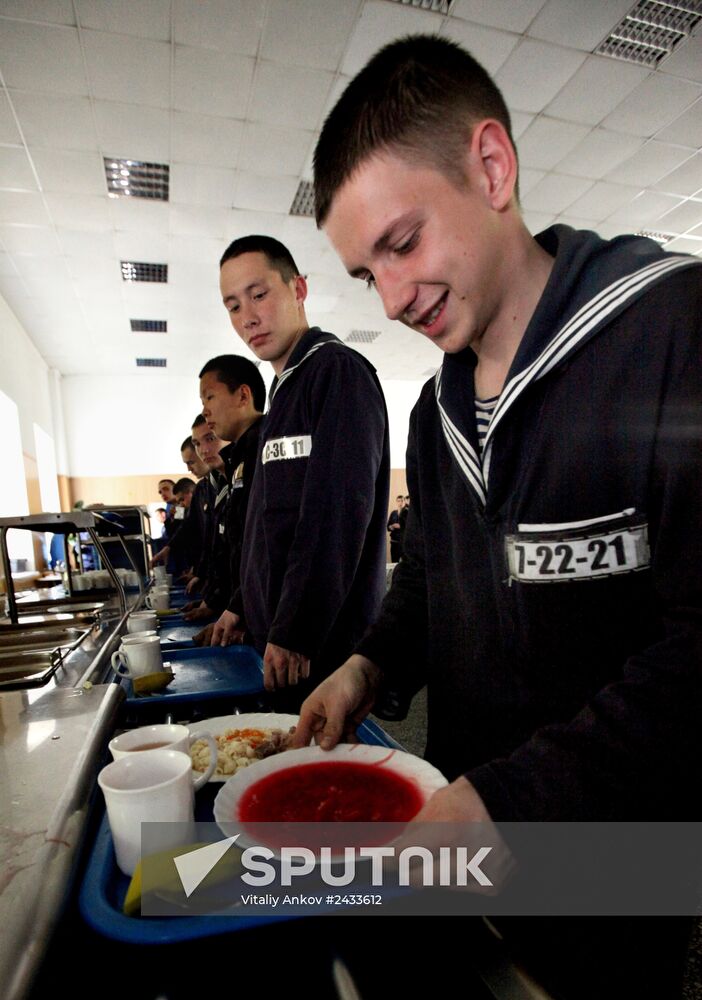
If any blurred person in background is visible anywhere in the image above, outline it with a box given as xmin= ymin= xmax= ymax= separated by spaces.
xmin=195 ymin=354 xmax=266 ymax=647
xmin=386 ymin=494 xmax=404 ymax=563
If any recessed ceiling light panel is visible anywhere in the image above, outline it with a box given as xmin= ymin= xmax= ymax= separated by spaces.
xmin=345 ymin=329 xmax=382 ymax=344
xmin=290 ymin=180 xmax=315 ymax=217
xmin=130 ymin=319 xmax=168 ymax=332
xmin=385 ymin=0 xmax=454 ymax=12
xmin=135 ymin=357 xmax=167 ymax=367
xmin=105 ymin=157 xmax=169 ymax=200
xmin=121 ymin=261 xmax=168 ymax=283
xmin=595 ymin=0 xmax=702 ymax=67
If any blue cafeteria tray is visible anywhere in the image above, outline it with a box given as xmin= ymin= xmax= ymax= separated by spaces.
xmin=121 ymin=645 xmax=264 ymax=705
xmin=79 ymin=718 xmax=403 ymax=943
xmin=159 ymin=621 xmax=202 ymax=648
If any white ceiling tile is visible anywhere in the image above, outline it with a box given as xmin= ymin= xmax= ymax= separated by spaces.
xmin=521 ymin=173 xmax=593 ymax=214
xmin=173 ymin=0 xmax=265 ymax=56
xmin=527 ymin=0 xmax=631 ymax=51
xmin=556 ymin=214 xmax=603 ymax=230
xmin=0 ymin=190 xmax=49 ymax=224
xmin=0 ymin=93 xmax=21 ymax=144
xmin=305 ymin=293 xmax=340 ymax=315
xmin=59 ymin=229 xmax=116 ymax=258
xmin=237 ymin=122 xmax=313 ymax=178
xmin=450 ymin=0 xmax=547 ymax=34
xmin=170 ymin=163 xmax=236 ymax=207
xmin=66 ymin=254 xmax=119 ymax=283
xmin=510 ymin=111 xmax=534 ymax=140
xmin=495 ymin=39 xmax=586 ymax=114
xmin=517 ymin=117 xmax=590 ymax=171
xmin=171 ymin=112 xmax=244 ymax=167
xmin=0 ymin=272 xmax=29 ymax=301
xmin=555 ymin=129 xmax=644 ymax=180
xmin=565 ymin=181 xmax=642 ymax=223
xmin=0 ymin=147 xmax=37 ymax=190
xmin=0 ymin=251 xmax=17 ymax=274
xmin=321 ymin=74 xmax=353 ymax=122
xmin=170 ymin=204 xmax=229 ymax=239
xmin=545 ymin=55 xmax=649 ymax=126
xmin=31 ymin=148 xmax=105 ymax=196
xmin=173 ymin=46 xmax=255 ymax=118
xmin=654 ymin=97 xmax=702 ymax=148
xmin=518 ymin=168 xmax=546 ymax=196
xmin=71 ymin=270 xmax=122 ymax=298
xmin=341 ymin=1 xmax=442 ymax=77
xmin=122 ymin=283 xmax=170 ymax=311
xmin=76 ymin=0 xmax=170 ymax=40
xmin=0 ymin=224 xmax=61 ymax=255
xmin=93 ymin=101 xmax=171 ymax=163
xmin=602 ymin=75 xmax=701 ymax=137
xmin=304 ymin=272 xmax=347 ymax=297
xmin=0 ymin=0 xmax=75 ymax=24
xmin=44 ymin=193 xmax=111 ymax=230
xmin=439 ymin=19 xmax=518 ymax=76
xmin=606 ymin=190 xmax=683 ymax=227
xmin=110 ymin=197 xmax=169 ymax=234
xmin=248 ymin=61 xmax=334 ymax=131
xmin=606 ymin=140 xmax=695 ymax=187
xmin=10 ymin=92 xmax=97 ymax=151
xmin=115 ymin=230 xmax=169 ymax=263
xmin=652 ymin=153 xmax=702 ymax=199
xmin=82 ymin=30 xmax=170 ymax=107
xmin=665 ymin=235 xmax=702 ymax=255
xmin=233 ymin=173 xmax=299 ymax=214
xmin=0 ymin=22 xmax=87 ymax=95
xmin=169 ymin=233 xmax=223 ymax=263
xmin=523 ymin=211 xmax=562 ymax=232
xmin=655 ymin=198 xmax=702 ymax=235
xmin=261 ymin=0 xmax=359 ymax=72
xmin=658 ymin=32 xmax=702 ymax=85
xmin=281 ymin=214 xmax=329 ymax=252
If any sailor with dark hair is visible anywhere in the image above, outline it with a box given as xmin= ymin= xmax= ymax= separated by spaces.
xmin=295 ymin=33 xmax=702 ymax=999
xmin=217 ymin=233 xmax=390 ymax=705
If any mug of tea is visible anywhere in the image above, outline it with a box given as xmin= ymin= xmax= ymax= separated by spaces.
xmin=146 ymin=589 xmax=170 ymax=611
xmin=98 ymin=750 xmax=201 ymax=876
xmin=111 ymin=634 xmax=163 ymax=678
xmin=127 ymin=610 xmax=158 ymax=633
xmin=109 ymin=724 xmax=217 ymax=785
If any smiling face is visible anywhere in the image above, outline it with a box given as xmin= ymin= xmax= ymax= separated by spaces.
xmin=323 ymin=139 xmax=516 ymax=357
xmin=220 ymin=252 xmax=308 ymax=375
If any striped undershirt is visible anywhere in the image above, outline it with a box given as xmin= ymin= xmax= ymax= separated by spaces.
xmin=475 ymin=395 xmax=499 ymax=454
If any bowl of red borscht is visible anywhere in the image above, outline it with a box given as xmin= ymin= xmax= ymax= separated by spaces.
xmin=213 ymin=743 xmax=447 ymax=850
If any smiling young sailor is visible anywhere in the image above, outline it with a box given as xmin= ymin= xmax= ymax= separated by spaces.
xmin=218 ymin=235 xmax=390 ymax=702
xmin=294 ymin=34 xmax=702 ymax=999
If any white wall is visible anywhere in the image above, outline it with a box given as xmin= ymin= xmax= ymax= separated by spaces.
xmin=0 ymin=293 xmax=55 ymax=460
xmin=62 ymin=371 xmax=424 ymax=476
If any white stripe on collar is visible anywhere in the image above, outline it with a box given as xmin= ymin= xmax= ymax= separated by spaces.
xmin=435 ymin=368 xmax=486 ymax=506
xmin=269 ymin=338 xmax=340 ymax=403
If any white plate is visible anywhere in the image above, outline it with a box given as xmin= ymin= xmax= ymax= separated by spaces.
xmin=213 ymin=743 xmax=448 ymax=833
xmin=188 ymin=713 xmax=300 ymax=782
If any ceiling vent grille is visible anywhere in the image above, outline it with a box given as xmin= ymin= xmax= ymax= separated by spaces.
xmin=635 ymin=229 xmax=675 ymax=244
xmin=289 ymin=180 xmax=315 ymax=217
xmin=384 ymin=0 xmax=454 ymax=12
xmin=345 ymin=329 xmax=382 ymax=344
xmin=595 ymin=0 xmax=702 ymax=67
xmin=105 ymin=157 xmax=169 ymax=200
xmin=135 ymin=357 xmax=167 ymax=368
xmin=130 ymin=319 xmax=167 ymax=332
xmin=121 ymin=261 xmax=168 ymax=283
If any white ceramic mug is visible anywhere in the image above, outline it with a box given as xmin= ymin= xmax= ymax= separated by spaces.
xmin=109 ymin=724 xmax=217 ymax=783
xmin=146 ymin=589 xmax=170 ymax=611
xmin=98 ymin=750 xmax=199 ymax=876
xmin=111 ymin=634 xmax=163 ymax=677
xmin=127 ymin=610 xmax=158 ymax=633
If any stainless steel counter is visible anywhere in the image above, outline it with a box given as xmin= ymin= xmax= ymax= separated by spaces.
xmin=0 ymin=590 xmax=137 ymax=1000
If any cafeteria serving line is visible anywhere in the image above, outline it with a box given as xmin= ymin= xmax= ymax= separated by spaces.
xmin=0 ymin=2 xmax=701 ymax=999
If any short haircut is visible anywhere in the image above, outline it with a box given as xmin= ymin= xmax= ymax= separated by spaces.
xmin=199 ymin=354 xmax=266 ymax=413
xmin=219 ymin=234 xmax=300 ymax=284
xmin=158 ymin=479 xmax=175 ymax=487
xmin=314 ymin=33 xmax=516 ymax=225
xmin=174 ymin=477 xmax=195 ymax=495
xmin=191 ymin=414 xmax=207 ymax=429
xmin=181 ymin=436 xmax=193 ymax=452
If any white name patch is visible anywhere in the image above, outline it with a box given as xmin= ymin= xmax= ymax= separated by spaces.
xmin=262 ymin=435 xmax=312 ymax=464
xmin=506 ymin=517 xmax=650 ymax=583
